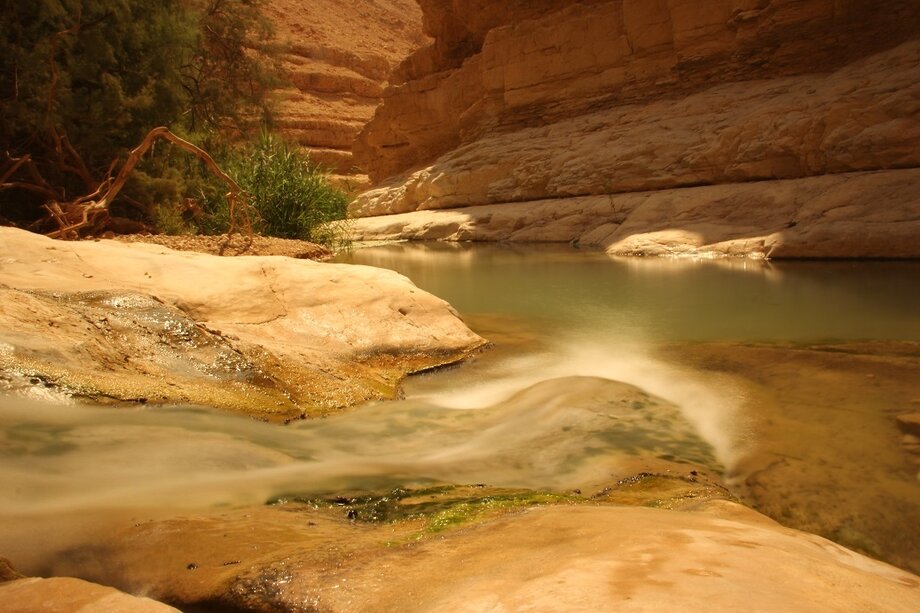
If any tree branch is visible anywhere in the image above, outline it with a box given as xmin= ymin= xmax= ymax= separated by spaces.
xmin=39 ymin=126 xmax=253 ymax=239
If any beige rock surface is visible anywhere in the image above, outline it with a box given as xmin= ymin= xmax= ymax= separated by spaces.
xmin=365 ymin=504 xmax=920 ymax=612
xmin=353 ymin=40 xmax=920 ymax=217
xmin=39 ymin=502 xmax=920 ymax=612
xmin=262 ymin=0 xmax=426 ymax=185
xmin=0 ymin=577 xmax=178 ymax=613
xmin=0 ymin=228 xmax=485 ymax=418
xmin=349 ymin=1 xmax=920 ymax=257
xmin=349 ymin=169 xmax=920 ymax=258
xmin=356 ymin=0 xmax=920 ymax=183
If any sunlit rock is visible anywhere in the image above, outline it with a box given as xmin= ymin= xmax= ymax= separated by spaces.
xmin=0 ymin=227 xmax=486 ymax=419
xmin=349 ymin=0 xmax=920 ymax=258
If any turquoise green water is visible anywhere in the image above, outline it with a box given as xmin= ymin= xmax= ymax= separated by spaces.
xmin=1 ymin=243 xmax=918 ymax=573
xmin=337 ymin=242 xmax=920 ymax=342
xmin=338 ymin=243 xmax=920 ymax=572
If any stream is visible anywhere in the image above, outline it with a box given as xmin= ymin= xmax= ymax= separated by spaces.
xmin=1 ymin=243 xmax=919 ymax=575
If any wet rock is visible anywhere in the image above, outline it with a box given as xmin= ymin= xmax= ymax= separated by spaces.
xmin=0 ymin=228 xmax=486 ymax=419
xmin=0 ymin=287 xmax=277 ymax=416
xmin=667 ymin=340 xmax=920 ymax=574
xmin=41 ymin=502 xmax=920 ymax=612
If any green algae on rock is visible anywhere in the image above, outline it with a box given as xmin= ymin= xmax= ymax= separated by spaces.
xmin=33 ymin=499 xmax=920 ymax=613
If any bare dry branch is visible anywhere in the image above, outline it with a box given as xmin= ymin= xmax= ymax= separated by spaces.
xmin=1 ymin=154 xmax=31 ymax=184
xmin=37 ymin=126 xmax=252 ymax=239
xmin=51 ymin=127 xmax=97 ymax=191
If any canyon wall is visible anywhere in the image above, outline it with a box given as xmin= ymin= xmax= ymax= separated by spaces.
xmin=349 ymin=0 xmax=920 ymax=257
xmin=261 ymin=0 xmax=426 ymax=189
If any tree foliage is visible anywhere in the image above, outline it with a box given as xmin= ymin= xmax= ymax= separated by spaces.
xmin=182 ymin=0 xmax=276 ymax=132
xmin=0 ymin=0 xmax=276 ymax=228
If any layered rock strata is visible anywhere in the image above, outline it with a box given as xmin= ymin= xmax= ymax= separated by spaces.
xmin=350 ymin=169 xmax=920 ymax=258
xmin=0 ymin=228 xmax=485 ymax=419
xmin=350 ymin=0 xmax=920 ymax=257
xmin=261 ymin=0 xmax=426 ymax=189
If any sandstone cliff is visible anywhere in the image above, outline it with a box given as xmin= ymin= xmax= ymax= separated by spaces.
xmin=349 ymin=0 xmax=920 ymax=257
xmin=261 ymin=0 xmax=426 ymax=189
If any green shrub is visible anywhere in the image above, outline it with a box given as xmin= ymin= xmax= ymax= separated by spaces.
xmin=151 ymin=202 xmax=195 ymax=236
xmin=190 ymin=132 xmax=351 ymax=247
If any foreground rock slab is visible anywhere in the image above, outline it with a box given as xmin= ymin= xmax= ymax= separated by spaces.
xmin=0 ymin=228 xmax=485 ymax=419
xmin=381 ymin=504 xmax=920 ymax=612
xmin=40 ymin=502 xmax=920 ymax=612
xmin=0 ymin=577 xmax=178 ymax=613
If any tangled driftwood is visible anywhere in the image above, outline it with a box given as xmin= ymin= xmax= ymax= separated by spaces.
xmin=1 ymin=127 xmax=253 ymax=239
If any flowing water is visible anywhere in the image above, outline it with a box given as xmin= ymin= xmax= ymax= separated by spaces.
xmin=1 ymin=243 xmax=919 ymax=574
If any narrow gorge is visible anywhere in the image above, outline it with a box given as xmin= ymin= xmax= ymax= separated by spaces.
xmin=348 ymin=0 xmax=920 ymax=257
xmin=1 ymin=1 xmax=918 ymax=611
xmin=262 ymin=0 xmax=427 ymax=190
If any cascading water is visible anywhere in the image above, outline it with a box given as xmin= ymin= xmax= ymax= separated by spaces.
xmin=2 ymin=242 xmax=919 ymax=573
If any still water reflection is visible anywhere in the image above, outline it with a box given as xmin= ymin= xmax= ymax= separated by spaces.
xmin=338 ymin=242 xmax=920 ymax=342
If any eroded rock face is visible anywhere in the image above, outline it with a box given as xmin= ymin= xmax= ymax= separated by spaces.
xmin=349 ymin=169 xmax=920 ymax=258
xmin=0 ymin=228 xmax=485 ymax=419
xmin=349 ymin=0 xmax=920 ymax=257
xmin=356 ymin=0 xmax=920 ymax=182
xmin=261 ymin=0 xmax=427 ymax=189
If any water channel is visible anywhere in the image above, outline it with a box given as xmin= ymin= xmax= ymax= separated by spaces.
xmin=2 ymin=243 xmax=919 ymax=574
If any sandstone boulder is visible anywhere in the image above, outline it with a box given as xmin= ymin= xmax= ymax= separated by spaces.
xmin=0 ymin=228 xmax=485 ymax=419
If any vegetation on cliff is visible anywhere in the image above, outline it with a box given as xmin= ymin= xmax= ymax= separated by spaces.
xmin=0 ymin=0 xmax=348 ymax=245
